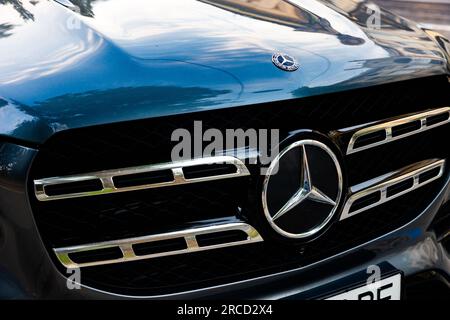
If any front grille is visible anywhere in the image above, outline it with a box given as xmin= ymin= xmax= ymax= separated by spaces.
xmin=29 ymin=75 xmax=450 ymax=296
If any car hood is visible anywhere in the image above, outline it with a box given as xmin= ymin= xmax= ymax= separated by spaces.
xmin=0 ymin=0 xmax=448 ymax=144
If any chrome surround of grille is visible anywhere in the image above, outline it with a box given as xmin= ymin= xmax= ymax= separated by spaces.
xmin=346 ymin=107 xmax=450 ymax=154
xmin=340 ymin=159 xmax=446 ymax=221
xmin=54 ymin=222 xmax=263 ymax=268
xmin=34 ymin=155 xmax=251 ymax=201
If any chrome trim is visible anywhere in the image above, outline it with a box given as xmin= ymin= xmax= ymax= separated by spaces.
xmin=340 ymin=159 xmax=446 ymax=221
xmin=346 ymin=107 xmax=450 ymax=154
xmin=34 ymin=156 xmax=250 ymax=201
xmin=54 ymin=222 xmax=263 ymax=268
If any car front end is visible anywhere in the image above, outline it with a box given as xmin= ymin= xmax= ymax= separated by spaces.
xmin=0 ymin=0 xmax=449 ymax=300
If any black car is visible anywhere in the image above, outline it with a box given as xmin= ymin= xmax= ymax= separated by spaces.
xmin=0 ymin=0 xmax=449 ymax=299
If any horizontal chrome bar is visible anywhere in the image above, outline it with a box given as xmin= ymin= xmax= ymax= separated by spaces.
xmin=340 ymin=159 xmax=446 ymax=221
xmin=346 ymin=107 xmax=450 ymax=154
xmin=54 ymin=222 xmax=263 ymax=269
xmin=34 ymin=155 xmax=251 ymax=201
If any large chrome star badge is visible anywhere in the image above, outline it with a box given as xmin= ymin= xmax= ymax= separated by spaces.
xmin=262 ymin=140 xmax=343 ymax=239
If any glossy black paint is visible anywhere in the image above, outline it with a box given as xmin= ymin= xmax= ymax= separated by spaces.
xmin=0 ymin=0 xmax=449 ymax=144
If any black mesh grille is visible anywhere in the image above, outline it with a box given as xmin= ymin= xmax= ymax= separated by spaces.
xmin=29 ymin=75 xmax=450 ymax=296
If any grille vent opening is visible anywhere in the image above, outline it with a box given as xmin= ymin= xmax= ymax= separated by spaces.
xmin=353 ymin=130 xmax=386 ymax=149
xmin=44 ymin=179 xmax=103 ymax=196
xmin=419 ymin=167 xmax=442 ymax=184
xmin=113 ymin=170 xmax=174 ymax=188
xmin=350 ymin=192 xmax=382 ymax=213
xmin=386 ymin=178 xmax=414 ymax=198
xmin=69 ymin=247 xmax=123 ymax=264
xmin=133 ymin=238 xmax=187 ymax=256
xmin=426 ymin=112 xmax=450 ymax=126
xmin=183 ymin=164 xmax=238 ymax=179
xmin=392 ymin=120 xmax=421 ymax=137
xmin=196 ymin=230 xmax=248 ymax=247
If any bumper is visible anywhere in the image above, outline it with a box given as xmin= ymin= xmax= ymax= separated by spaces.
xmin=0 ymin=143 xmax=448 ymax=299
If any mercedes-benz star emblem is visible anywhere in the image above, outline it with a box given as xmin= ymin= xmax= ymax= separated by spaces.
xmin=272 ymin=52 xmax=299 ymax=72
xmin=262 ymin=140 xmax=343 ymax=239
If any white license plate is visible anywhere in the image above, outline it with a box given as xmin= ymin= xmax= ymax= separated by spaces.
xmin=326 ymin=274 xmax=401 ymax=300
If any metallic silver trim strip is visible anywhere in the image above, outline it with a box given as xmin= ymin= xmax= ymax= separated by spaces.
xmin=340 ymin=159 xmax=446 ymax=221
xmin=34 ymin=156 xmax=250 ymax=201
xmin=346 ymin=107 xmax=450 ymax=154
xmin=54 ymin=222 xmax=263 ymax=269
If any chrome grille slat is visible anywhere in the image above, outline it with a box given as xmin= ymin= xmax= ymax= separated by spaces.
xmin=34 ymin=155 xmax=251 ymax=201
xmin=346 ymin=107 xmax=450 ymax=154
xmin=340 ymin=159 xmax=446 ymax=221
xmin=54 ymin=222 xmax=263 ymax=269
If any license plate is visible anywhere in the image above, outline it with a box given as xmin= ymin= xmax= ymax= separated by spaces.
xmin=326 ymin=274 xmax=401 ymax=300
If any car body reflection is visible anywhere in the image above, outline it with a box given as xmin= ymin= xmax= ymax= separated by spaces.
xmin=0 ymin=0 xmax=447 ymax=143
